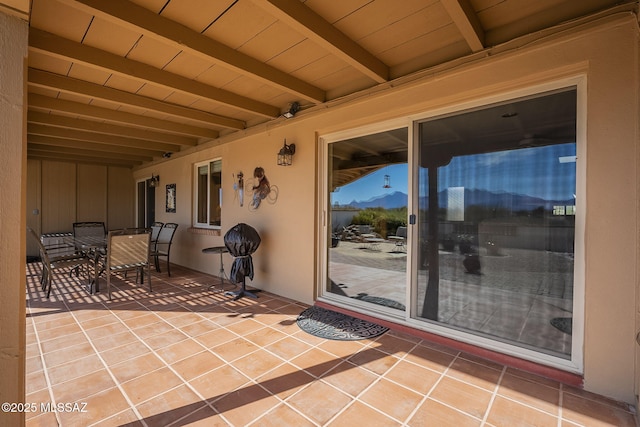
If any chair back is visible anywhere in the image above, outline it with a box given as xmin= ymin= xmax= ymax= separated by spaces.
xmin=396 ymin=226 xmax=407 ymax=238
xmin=27 ymin=227 xmax=78 ymax=264
xmin=107 ymin=230 xmax=151 ymax=270
xmin=156 ymin=223 xmax=178 ymax=246
xmin=27 ymin=227 xmax=51 ymax=266
xmin=150 ymin=222 xmax=164 ymax=242
xmin=73 ymin=222 xmax=106 ymax=238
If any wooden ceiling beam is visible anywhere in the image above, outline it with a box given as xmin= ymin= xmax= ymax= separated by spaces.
xmin=29 ymin=143 xmax=152 ymax=163
xmin=28 ymin=68 xmax=245 ymax=131
xmin=28 ymin=93 xmax=218 ymax=139
xmin=337 ymin=151 xmax=407 ymax=170
xmin=54 ymin=0 xmax=326 ymax=103
xmin=252 ymin=0 xmax=389 ymax=83
xmin=27 ymin=134 xmax=165 ymax=158
xmin=28 ymin=123 xmax=181 ymax=153
xmin=27 ymin=110 xmax=197 ymax=146
xmin=29 ymin=28 xmax=280 ymax=118
xmin=28 ymin=151 xmax=141 ymax=167
xmin=440 ymin=0 xmax=485 ymax=52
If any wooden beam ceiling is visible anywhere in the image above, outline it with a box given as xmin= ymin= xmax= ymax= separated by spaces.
xmin=29 ymin=28 xmax=281 ymax=118
xmin=55 ymin=0 xmax=326 ymax=103
xmin=28 ymin=134 xmax=166 ymax=158
xmin=440 ymin=0 xmax=485 ymax=52
xmin=251 ymin=0 xmax=390 ymax=83
xmin=28 ymin=123 xmax=182 ymax=153
xmin=28 ymin=93 xmax=219 ymax=139
xmin=27 ymin=111 xmax=198 ymax=146
xmin=24 ymin=0 xmax=627 ymax=168
xmin=28 ymin=68 xmax=246 ymax=130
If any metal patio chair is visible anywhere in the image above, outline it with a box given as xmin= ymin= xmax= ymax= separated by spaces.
xmin=27 ymin=227 xmax=89 ymax=298
xmin=105 ymin=229 xmax=152 ymax=300
xmin=150 ymin=223 xmax=178 ymax=276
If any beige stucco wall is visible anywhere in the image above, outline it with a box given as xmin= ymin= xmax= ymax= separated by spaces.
xmin=135 ymin=14 xmax=639 ymax=403
xmin=137 ymin=125 xmax=318 ymax=305
xmin=0 ymin=10 xmax=27 ymax=427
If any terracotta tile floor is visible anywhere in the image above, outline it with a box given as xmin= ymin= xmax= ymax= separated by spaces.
xmin=25 ymin=262 xmax=637 ymax=426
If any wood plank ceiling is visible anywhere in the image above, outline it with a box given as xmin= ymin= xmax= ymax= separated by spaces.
xmin=24 ymin=0 xmax=628 ymax=168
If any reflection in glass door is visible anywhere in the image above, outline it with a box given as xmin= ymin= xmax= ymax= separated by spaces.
xmin=415 ymin=88 xmax=578 ymax=359
xmin=326 ymin=128 xmax=408 ymax=313
xmin=137 ymin=179 xmax=155 ymax=228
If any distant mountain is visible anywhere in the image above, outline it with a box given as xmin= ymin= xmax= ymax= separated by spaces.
xmin=347 ymin=191 xmax=407 ymax=209
xmin=346 ymin=189 xmax=574 ymax=211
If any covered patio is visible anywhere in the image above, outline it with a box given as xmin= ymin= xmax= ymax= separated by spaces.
xmin=25 ymin=262 xmax=636 ymax=426
xmin=2 ymin=0 xmax=639 ymax=425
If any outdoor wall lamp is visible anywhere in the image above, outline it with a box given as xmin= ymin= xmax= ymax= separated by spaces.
xmin=149 ymin=174 xmax=160 ymax=187
xmin=277 ymin=139 xmax=296 ymax=166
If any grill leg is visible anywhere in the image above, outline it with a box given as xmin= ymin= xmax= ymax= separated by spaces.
xmin=225 ymin=278 xmax=260 ymax=301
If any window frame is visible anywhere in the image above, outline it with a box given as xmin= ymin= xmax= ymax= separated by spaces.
xmin=193 ymin=158 xmax=222 ymax=229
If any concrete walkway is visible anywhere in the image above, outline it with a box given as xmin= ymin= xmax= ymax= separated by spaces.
xmin=328 ymin=241 xmax=573 ymax=357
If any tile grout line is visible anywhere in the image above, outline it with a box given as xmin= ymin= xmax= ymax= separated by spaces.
xmin=60 ymin=294 xmax=151 ymax=427
xmin=29 ymin=273 xmax=151 ymax=425
xmin=488 ymin=385 xmax=567 ymax=420
xmin=103 ymin=282 xmax=239 ymax=426
xmin=261 ymin=335 xmax=382 ymax=425
xmin=50 ymin=274 xmax=214 ymax=425
xmin=480 ymin=365 xmax=506 ymax=426
xmin=178 ymin=294 xmax=325 ymax=426
xmin=105 ymin=275 xmax=312 ymax=426
xmin=557 ymin=383 xmax=564 ymax=427
xmin=354 ymin=340 xmax=424 ymax=425
xmin=321 ymin=338 xmax=420 ymax=426
xmin=25 ymin=298 xmax=64 ymax=426
xmin=277 ymin=338 xmax=379 ymax=423
xmin=401 ymin=350 xmax=468 ymax=425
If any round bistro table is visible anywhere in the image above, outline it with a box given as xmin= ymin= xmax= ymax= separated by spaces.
xmin=201 ymin=246 xmax=236 ymax=292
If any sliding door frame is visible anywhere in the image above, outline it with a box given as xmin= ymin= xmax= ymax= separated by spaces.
xmin=317 ymin=75 xmax=586 ymax=373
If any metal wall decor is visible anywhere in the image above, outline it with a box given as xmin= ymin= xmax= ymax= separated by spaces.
xmin=233 ymin=171 xmax=244 ymax=207
xmin=246 ymin=167 xmax=278 ymax=211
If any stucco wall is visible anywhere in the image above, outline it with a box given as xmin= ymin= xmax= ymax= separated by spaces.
xmin=135 ymin=14 xmax=639 ymax=403
xmin=0 ymin=10 xmax=27 ymax=427
xmin=138 ymin=127 xmax=318 ymax=306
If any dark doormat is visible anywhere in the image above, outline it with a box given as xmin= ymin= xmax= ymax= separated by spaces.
xmin=352 ymin=294 xmax=406 ymax=311
xmin=297 ymin=306 xmax=389 ymax=341
xmin=550 ymin=317 xmax=572 ymax=335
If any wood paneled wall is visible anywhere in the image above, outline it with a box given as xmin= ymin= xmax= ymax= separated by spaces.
xmin=77 ymin=163 xmax=107 ymax=223
xmin=26 ymin=159 xmax=135 ymax=256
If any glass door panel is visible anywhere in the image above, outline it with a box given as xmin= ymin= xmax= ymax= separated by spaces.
xmin=326 ymin=128 xmax=409 ymax=313
xmin=415 ymin=88 xmax=577 ymax=358
xmin=137 ymin=179 xmax=155 ymax=228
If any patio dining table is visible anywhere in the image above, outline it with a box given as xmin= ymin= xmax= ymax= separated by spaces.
xmin=64 ymin=235 xmax=107 ymax=294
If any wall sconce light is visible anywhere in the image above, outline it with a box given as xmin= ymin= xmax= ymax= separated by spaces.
xmin=277 ymin=139 xmax=296 ymax=166
xmin=149 ymin=174 xmax=160 ymax=187
xmin=283 ymin=102 xmax=300 ymax=119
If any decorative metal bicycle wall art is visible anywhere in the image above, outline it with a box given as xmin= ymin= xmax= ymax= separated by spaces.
xmin=234 ymin=167 xmax=279 ymax=211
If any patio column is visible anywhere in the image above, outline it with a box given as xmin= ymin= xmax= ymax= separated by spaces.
xmin=0 ymin=9 xmax=28 ymax=427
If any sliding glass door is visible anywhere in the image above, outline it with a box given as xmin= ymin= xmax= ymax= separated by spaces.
xmin=325 ymin=127 xmax=409 ymax=315
xmin=137 ymin=179 xmax=156 ymax=228
xmin=321 ymin=84 xmax=581 ymax=367
xmin=414 ymin=88 xmax=577 ymax=359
